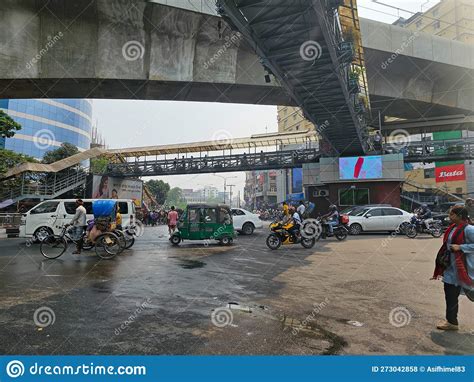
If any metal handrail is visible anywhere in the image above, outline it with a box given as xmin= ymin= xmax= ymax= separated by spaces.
xmin=0 ymin=213 xmax=22 ymax=227
xmin=0 ymin=171 xmax=87 ymax=202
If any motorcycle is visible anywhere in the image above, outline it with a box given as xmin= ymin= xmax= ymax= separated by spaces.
xmin=314 ymin=216 xmax=349 ymax=241
xmin=266 ymin=220 xmax=316 ymax=250
xmin=405 ymin=216 xmax=443 ymax=238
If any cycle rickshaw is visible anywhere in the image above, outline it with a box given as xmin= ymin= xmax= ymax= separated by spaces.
xmin=40 ymin=200 xmax=122 ymax=259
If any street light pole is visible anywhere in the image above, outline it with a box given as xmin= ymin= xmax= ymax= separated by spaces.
xmin=227 ymin=185 xmax=235 ymax=208
xmin=224 ymin=178 xmax=227 ymax=204
xmin=212 ymin=174 xmax=237 ymax=205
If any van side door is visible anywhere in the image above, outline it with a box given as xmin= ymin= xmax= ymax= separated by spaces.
xmin=26 ymin=201 xmax=60 ymax=235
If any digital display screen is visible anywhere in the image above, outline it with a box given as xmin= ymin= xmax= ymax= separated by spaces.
xmin=292 ymin=168 xmax=303 ymax=193
xmin=339 ymin=156 xmax=382 ymax=180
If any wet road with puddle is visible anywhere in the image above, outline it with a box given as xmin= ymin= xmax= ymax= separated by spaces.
xmin=0 ymin=225 xmax=472 ymax=355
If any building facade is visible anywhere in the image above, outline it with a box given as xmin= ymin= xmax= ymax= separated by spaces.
xmin=0 ymin=99 xmax=92 ymax=159
xmin=277 ymin=106 xmax=315 ymax=134
xmin=394 ymin=0 xmax=474 ymax=196
xmin=182 ymin=187 xmax=226 ymax=204
xmin=394 ymin=0 xmax=473 ymax=44
xmin=244 ymin=170 xmax=277 ymax=209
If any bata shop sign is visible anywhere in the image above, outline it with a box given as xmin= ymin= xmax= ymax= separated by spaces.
xmin=435 ymin=164 xmax=466 ymax=182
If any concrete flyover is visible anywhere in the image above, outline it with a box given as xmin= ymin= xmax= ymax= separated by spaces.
xmin=0 ymin=1 xmax=472 ymax=119
xmin=361 ymin=19 xmax=474 ymax=120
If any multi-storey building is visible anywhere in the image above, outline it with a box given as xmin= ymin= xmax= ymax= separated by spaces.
xmin=394 ymin=0 xmax=474 ymax=196
xmin=0 ymin=99 xmax=92 ymax=159
xmin=394 ymin=0 xmax=473 ymax=44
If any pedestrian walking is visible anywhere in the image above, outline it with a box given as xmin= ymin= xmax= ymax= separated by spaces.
xmin=167 ymin=206 xmax=179 ymax=236
xmin=432 ymin=206 xmax=474 ymax=330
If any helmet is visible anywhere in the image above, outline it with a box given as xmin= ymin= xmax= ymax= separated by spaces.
xmin=421 ymin=204 xmax=428 ymax=209
xmin=329 ymin=205 xmax=337 ymax=211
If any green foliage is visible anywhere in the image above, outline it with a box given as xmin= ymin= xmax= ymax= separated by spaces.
xmin=165 ymin=187 xmax=187 ymax=209
xmin=90 ymin=157 xmax=109 ymax=174
xmin=145 ymin=179 xmax=171 ymax=204
xmin=0 ymin=149 xmax=37 ymax=177
xmin=0 ymin=110 xmax=21 ymax=139
xmin=42 ymin=142 xmax=79 ymax=164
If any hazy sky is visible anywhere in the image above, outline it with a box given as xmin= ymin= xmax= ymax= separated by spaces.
xmin=92 ymin=0 xmax=441 ymax=197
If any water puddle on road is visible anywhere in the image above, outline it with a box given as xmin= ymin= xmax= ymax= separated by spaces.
xmin=176 ymin=259 xmax=206 ymax=269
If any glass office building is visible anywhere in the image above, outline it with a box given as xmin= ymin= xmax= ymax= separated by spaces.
xmin=0 ymin=99 xmax=92 ymax=159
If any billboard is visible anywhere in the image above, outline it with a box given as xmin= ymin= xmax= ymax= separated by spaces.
xmin=292 ymin=168 xmax=303 ymax=193
xmin=435 ymin=164 xmax=466 ymax=183
xmin=92 ymin=175 xmax=143 ymax=205
xmin=339 ymin=156 xmax=382 ymax=180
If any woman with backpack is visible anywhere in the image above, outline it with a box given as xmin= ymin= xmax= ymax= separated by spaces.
xmin=432 ymin=205 xmax=474 ymax=331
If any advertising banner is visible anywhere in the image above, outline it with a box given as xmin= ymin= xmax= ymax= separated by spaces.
xmin=339 ymin=156 xmax=382 ymax=180
xmin=435 ymin=164 xmax=466 ymax=183
xmin=92 ymin=175 xmax=143 ymax=205
xmin=292 ymin=168 xmax=303 ymax=193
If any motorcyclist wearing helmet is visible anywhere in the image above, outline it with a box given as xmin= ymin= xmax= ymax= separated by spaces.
xmin=321 ymin=204 xmax=339 ymax=235
xmin=417 ymin=203 xmax=432 ymax=229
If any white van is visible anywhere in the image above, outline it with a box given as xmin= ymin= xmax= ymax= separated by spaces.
xmin=19 ymin=199 xmax=136 ymax=242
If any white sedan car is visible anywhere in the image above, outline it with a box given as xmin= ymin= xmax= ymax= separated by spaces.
xmin=231 ymin=208 xmax=263 ymax=235
xmin=347 ymin=206 xmax=413 ymax=235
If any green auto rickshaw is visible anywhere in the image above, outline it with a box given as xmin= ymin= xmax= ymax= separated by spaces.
xmin=169 ymin=203 xmax=235 ymax=246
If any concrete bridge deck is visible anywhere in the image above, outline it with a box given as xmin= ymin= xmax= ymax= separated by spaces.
xmin=0 ymin=1 xmax=472 ymax=120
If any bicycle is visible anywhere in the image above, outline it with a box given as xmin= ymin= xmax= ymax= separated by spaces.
xmin=113 ymin=224 xmax=137 ymax=250
xmin=40 ymin=225 xmax=122 ymax=260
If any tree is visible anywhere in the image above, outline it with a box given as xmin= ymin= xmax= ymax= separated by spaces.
xmin=42 ymin=142 xmax=79 ymax=164
xmin=90 ymin=156 xmax=109 ymax=174
xmin=165 ymin=187 xmax=186 ymax=209
xmin=145 ymin=179 xmax=170 ymax=204
xmin=0 ymin=110 xmax=21 ymax=139
xmin=0 ymin=149 xmax=37 ymax=177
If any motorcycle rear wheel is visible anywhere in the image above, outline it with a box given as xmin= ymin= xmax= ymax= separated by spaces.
xmin=430 ymin=223 xmax=443 ymax=238
xmin=335 ymin=229 xmax=347 ymax=241
xmin=301 ymin=238 xmax=316 ymax=248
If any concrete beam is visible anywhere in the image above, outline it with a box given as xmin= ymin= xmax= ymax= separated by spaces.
xmin=381 ymin=115 xmax=474 ymax=135
xmin=0 ymin=1 xmax=472 ymax=118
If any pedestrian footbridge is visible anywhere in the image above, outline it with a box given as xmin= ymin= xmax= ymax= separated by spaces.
xmin=1 ymin=130 xmax=474 ymax=206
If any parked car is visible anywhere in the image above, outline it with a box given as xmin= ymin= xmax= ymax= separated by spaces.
xmin=340 ymin=204 xmax=392 ymax=216
xmin=347 ymin=206 xmax=413 ymax=235
xmin=19 ymin=199 xmax=136 ymax=242
xmin=231 ymin=208 xmax=263 ymax=235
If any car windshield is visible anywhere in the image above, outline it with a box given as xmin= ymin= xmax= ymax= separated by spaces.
xmin=343 ymin=207 xmax=367 ymax=216
xmin=353 ymin=208 xmax=370 ymax=216
xmin=340 ymin=207 xmax=355 ymax=214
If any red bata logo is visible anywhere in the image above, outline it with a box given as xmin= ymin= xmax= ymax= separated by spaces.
xmin=439 ymin=170 xmax=464 ymax=178
xmin=436 ymin=165 xmax=466 ymax=182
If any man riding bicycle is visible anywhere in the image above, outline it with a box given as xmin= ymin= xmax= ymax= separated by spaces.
xmin=67 ymin=199 xmax=87 ymax=255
